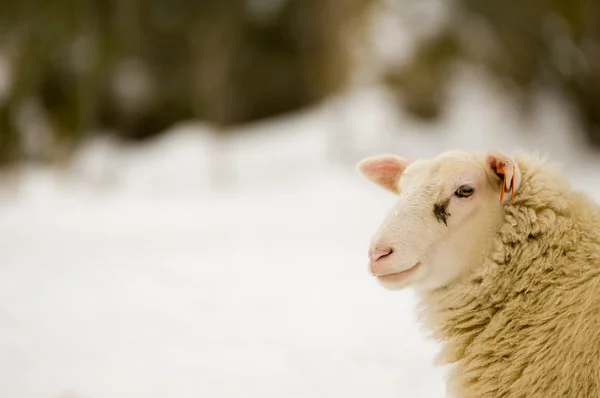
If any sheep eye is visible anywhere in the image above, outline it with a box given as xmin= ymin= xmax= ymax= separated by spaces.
xmin=455 ymin=185 xmax=475 ymax=198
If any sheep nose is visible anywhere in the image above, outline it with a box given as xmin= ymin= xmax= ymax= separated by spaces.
xmin=369 ymin=246 xmax=394 ymax=263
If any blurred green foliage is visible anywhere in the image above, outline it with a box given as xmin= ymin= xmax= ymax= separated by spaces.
xmin=0 ymin=0 xmax=370 ymax=164
xmin=4 ymin=0 xmax=596 ymax=166
xmin=385 ymin=0 xmax=600 ymax=147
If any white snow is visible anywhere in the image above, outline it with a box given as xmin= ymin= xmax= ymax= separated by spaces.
xmin=1 ymin=73 xmax=599 ymax=398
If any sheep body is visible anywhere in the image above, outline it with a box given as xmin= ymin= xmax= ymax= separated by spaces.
xmin=419 ymin=152 xmax=600 ymax=397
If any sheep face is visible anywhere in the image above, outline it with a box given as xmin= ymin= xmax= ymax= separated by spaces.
xmin=357 ymin=150 xmax=520 ymax=290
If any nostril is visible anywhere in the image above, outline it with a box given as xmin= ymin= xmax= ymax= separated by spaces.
xmin=370 ymin=247 xmax=394 ymax=263
xmin=380 ymin=248 xmax=393 ymax=260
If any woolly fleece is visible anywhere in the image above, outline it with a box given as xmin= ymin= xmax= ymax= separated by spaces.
xmin=418 ymin=152 xmax=600 ymax=397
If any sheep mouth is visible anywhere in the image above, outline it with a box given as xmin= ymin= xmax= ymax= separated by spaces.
xmin=376 ymin=262 xmax=421 ymax=283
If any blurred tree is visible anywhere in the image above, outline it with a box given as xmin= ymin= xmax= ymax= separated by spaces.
xmin=384 ymin=0 xmax=600 ymax=147
xmin=0 ymin=0 xmax=373 ymax=165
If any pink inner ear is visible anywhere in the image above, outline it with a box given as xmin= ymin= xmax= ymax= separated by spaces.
xmin=486 ymin=156 xmax=504 ymax=180
xmin=358 ymin=155 xmax=408 ymax=193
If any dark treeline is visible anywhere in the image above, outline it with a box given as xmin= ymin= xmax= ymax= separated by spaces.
xmin=0 ymin=0 xmax=371 ymax=164
xmin=1 ymin=0 xmax=599 ymax=166
xmin=384 ymin=0 xmax=600 ymax=148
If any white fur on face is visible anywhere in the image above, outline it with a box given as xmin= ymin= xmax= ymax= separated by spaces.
xmin=367 ymin=151 xmax=507 ymax=291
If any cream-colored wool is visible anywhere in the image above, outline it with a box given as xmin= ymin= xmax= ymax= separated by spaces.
xmin=359 ymin=151 xmax=600 ymax=398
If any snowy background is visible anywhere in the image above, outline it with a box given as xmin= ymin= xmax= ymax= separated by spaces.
xmin=2 ymin=76 xmax=600 ymax=398
xmin=2 ymin=2 xmax=600 ymax=398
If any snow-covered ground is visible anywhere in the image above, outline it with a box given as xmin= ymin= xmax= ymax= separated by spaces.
xmin=1 ymin=76 xmax=599 ymax=398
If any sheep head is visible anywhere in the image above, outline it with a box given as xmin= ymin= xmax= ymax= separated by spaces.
xmin=357 ymin=150 xmax=522 ymax=290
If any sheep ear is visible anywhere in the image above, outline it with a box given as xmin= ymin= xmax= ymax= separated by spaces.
xmin=486 ymin=152 xmax=521 ymax=203
xmin=356 ymin=154 xmax=410 ymax=194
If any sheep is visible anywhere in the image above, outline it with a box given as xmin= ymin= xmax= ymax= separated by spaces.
xmin=356 ymin=149 xmax=600 ymax=398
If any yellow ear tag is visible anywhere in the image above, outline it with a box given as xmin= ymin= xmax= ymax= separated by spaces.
xmin=510 ymin=165 xmax=515 ymax=203
xmin=497 ymin=164 xmax=515 ymax=203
